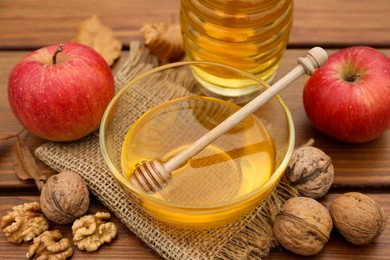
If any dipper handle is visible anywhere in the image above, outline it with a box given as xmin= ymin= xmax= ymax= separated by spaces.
xmin=164 ymin=47 xmax=328 ymax=172
xmin=131 ymin=47 xmax=328 ymax=193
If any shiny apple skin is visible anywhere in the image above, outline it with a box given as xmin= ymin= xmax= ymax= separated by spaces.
xmin=8 ymin=42 xmax=115 ymax=141
xmin=303 ymin=46 xmax=390 ymax=143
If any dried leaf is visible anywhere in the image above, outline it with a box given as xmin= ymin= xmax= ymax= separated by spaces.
xmin=72 ymin=15 xmax=122 ymax=66
xmin=12 ymin=136 xmax=45 ymax=190
xmin=0 ymin=129 xmax=24 ymax=142
xmin=0 ymin=135 xmax=18 ymax=142
xmin=140 ymin=23 xmax=185 ymax=62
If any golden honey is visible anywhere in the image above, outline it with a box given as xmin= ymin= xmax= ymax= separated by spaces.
xmin=180 ymin=0 xmax=294 ymax=100
xmin=121 ymin=97 xmax=275 ymax=212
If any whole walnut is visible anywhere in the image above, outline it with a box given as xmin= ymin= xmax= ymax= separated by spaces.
xmin=329 ymin=192 xmax=387 ymax=245
xmin=40 ymin=170 xmax=90 ymax=224
xmin=273 ymin=197 xmax=333 ymax=256
xmin=285 ymin=145 xmax=334 ymax=199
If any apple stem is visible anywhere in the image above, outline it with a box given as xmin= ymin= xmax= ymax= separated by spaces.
xmin=345 ymin=73 xmax=361 ymax=83
xmin=52 ymin=44 xmax=64 ymax=64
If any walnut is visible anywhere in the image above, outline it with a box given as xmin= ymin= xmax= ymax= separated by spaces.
xmin=140 ymin=23 xmax=185 ymax=62
xmin=26 ymin=230 xmax=73 ymax=260
xmin=40 ymin=170 xmax=90 ymax=224
xmin=1 ymin=202 xmax=49 ymax=243
xmin=329 ymin=192 xmax=387 ymax=245
xmin=285 ymin=142 xmax=334 ymax=199
xmin=273 ymin=197 xmax=333 ymax=256
xmin=72 ymin=212 xmax=117 ymax=252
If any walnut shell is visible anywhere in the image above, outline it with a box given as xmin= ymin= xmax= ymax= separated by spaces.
xmin=329 ymin=192 xmax=387 ymax=245
xmin=40 ymin=170 xmax=90 ymax=224
xmin=273 ymin=197 xmax=333 ymax=256
xmin=285 ymin=146 xmax=334 ymax=199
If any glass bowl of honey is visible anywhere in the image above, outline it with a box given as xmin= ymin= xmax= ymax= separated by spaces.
xmin=100 ymin=61 xmax=295 ymax=228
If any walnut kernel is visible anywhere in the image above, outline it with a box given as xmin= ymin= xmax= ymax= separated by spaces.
xmin=1 ymin=202 xmax=49 ymax=243
xmin=40 ymin=170 xmax=90 ymax=224
xmin=72 ymin=212 xmax=117 ymax=252
xmin=285 ymin=145 xmax=334 ymax=199
xmin=26 ymin=230 xmax=73 ymax=260
xmin=273 ymin=197 xmax=333 ymax=256
xmin=330 ymin=192 xmax=387 ymax=245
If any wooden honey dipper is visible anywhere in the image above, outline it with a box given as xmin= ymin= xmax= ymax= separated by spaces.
xmin=130 ymin=47 xmax=328 ymax=194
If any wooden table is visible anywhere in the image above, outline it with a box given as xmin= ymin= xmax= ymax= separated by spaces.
xmin=0 ymin=0 xmax=389 ymax=259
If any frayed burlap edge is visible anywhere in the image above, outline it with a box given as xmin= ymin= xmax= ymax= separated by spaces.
xmin=215 ymin=182 xmax=298 ymax=259
xmin=35 ymin=41 xmax=298 ymax=259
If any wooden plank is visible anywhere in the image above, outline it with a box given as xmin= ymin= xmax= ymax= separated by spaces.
xmin=0 ymin=51 xmax=36 ymax=190
xmin=0 ymin=0 xmax=180 ymax=49
xmin=0 ymin=1 xmax=389 ymax=259
xmin=0 ymin=196 xmax=160 ymax=259
xmin=292 ymin=0 xmax=390 ymax=47
xmin=0 ymin=0 xmax=389 ymax=49
xmin=0 ymin=193 xmax=389 ymax=259
xmin=1 ymin=49 xmax=390 ymax=190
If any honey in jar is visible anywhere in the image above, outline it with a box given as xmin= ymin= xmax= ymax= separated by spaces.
xmin=180 ymin=0 xmax=294 ymax=102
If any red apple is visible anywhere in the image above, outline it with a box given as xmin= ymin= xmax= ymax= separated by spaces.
xmin=303 ymin=46 xmax=390 ymax=143
xmin=8 ymin=42 xmax=115 ymax=141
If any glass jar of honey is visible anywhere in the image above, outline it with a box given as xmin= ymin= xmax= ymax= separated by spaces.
xmin=180 ymin=0 xmax=294 ymax=103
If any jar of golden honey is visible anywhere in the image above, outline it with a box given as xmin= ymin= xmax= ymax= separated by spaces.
xmin=180 ymin=0 xmax=294 ymax=103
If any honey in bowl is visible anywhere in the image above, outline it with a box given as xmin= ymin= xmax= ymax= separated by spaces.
xmin=121 ymin=96 xmax=275 ymax=209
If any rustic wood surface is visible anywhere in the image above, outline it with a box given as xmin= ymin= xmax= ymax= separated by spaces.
xmin=0 ymin=0 xmax=389 ymax=259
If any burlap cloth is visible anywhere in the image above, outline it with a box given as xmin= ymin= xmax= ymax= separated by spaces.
xmin=35 ymin=41 xmax=298 ymax=259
